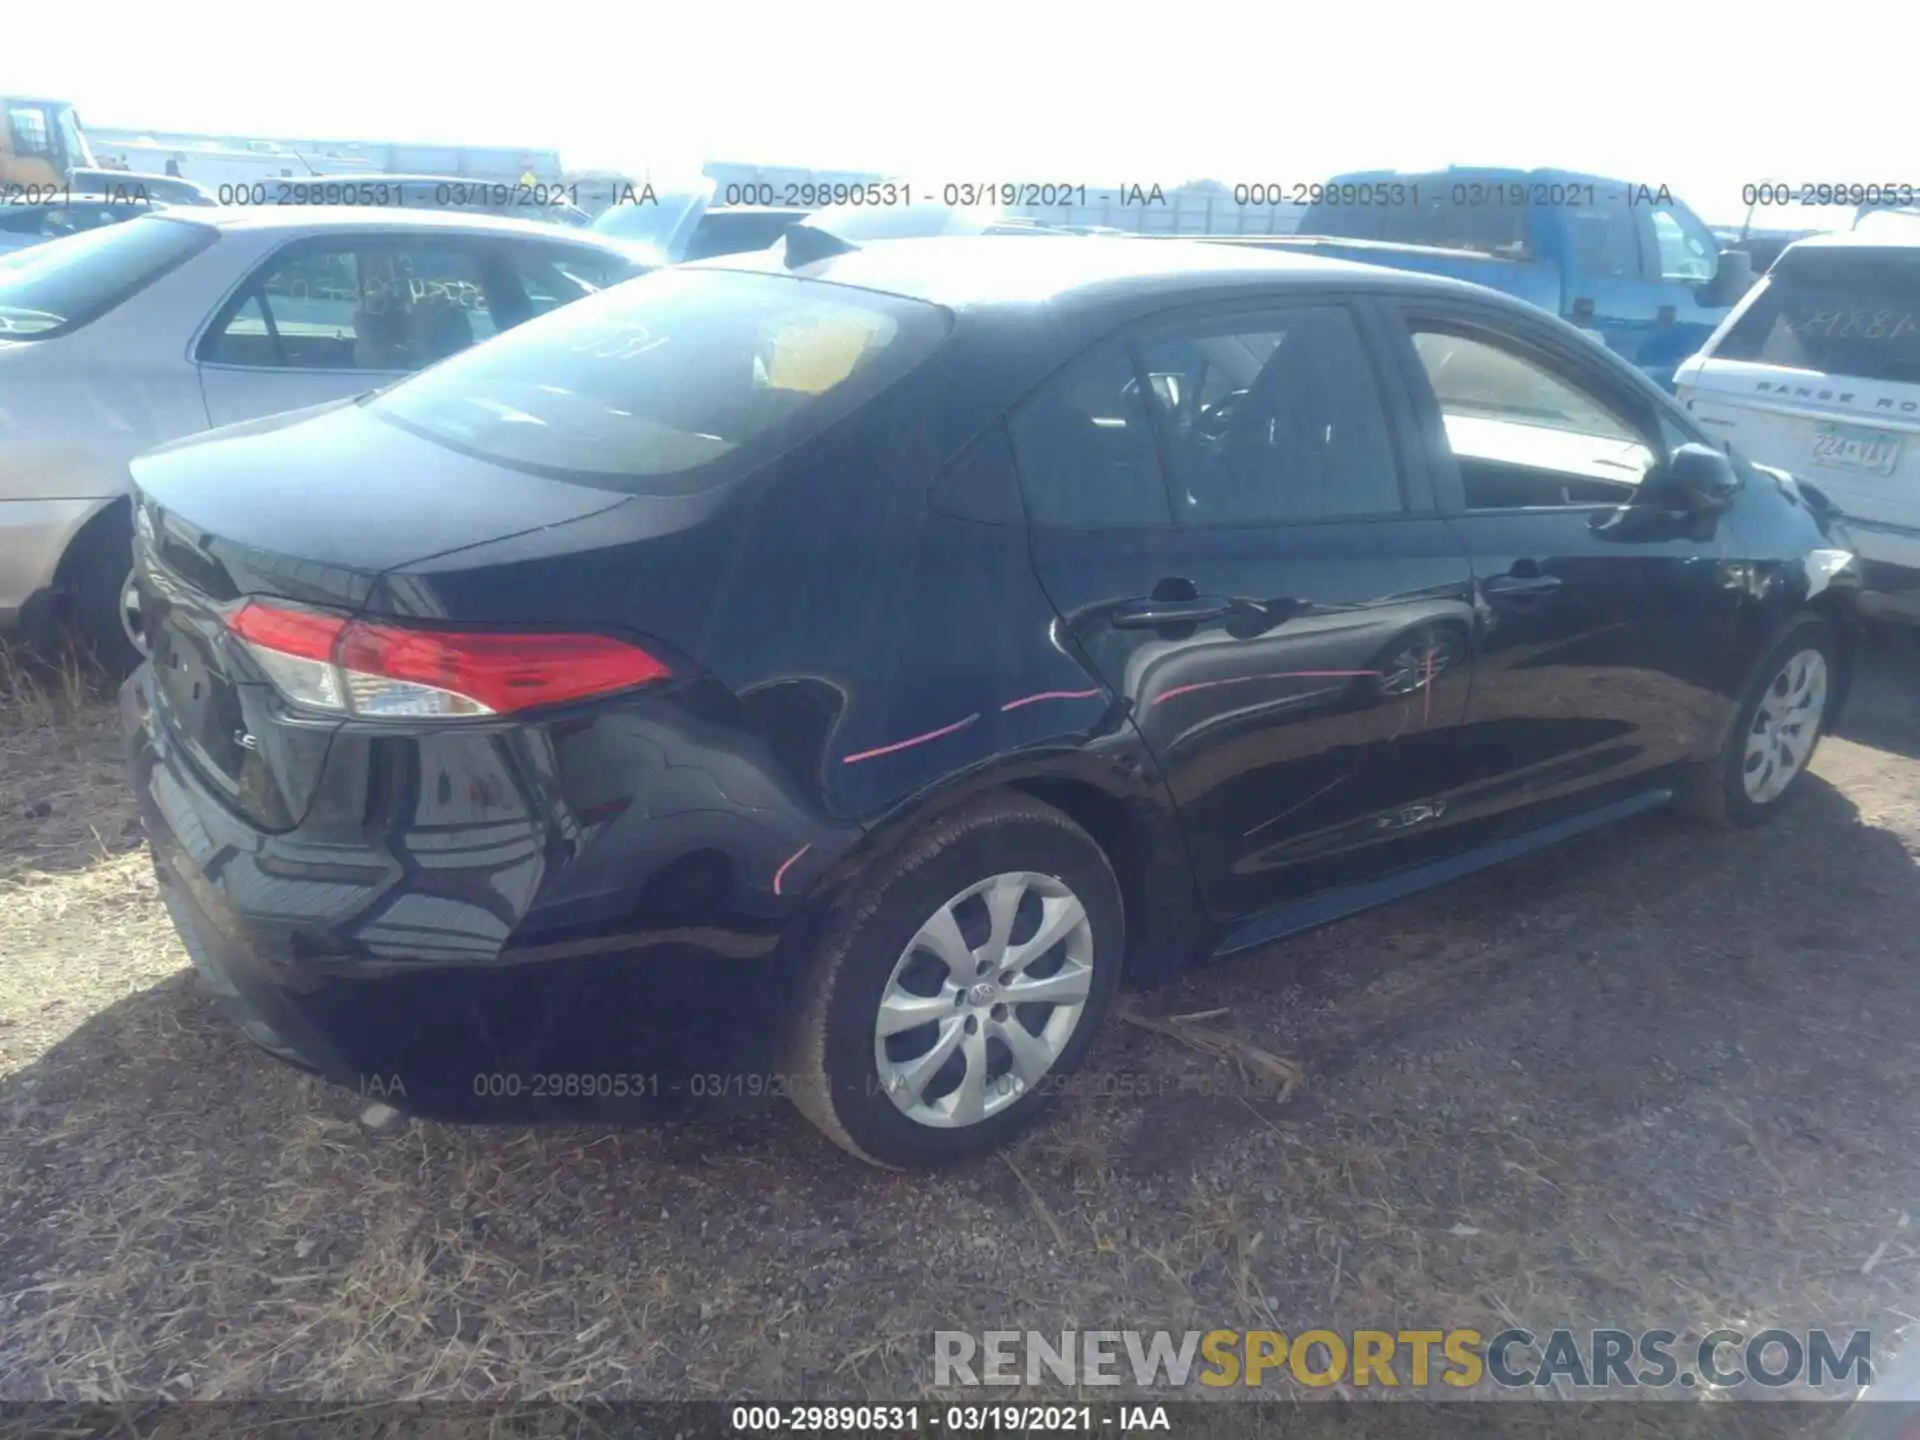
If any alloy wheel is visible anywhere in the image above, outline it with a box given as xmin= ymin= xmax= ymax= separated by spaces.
xmin=873 ymin=870 xmax=1095 ymax=1128
xmin=1742 ymin=647 xmax=1828 ymax=804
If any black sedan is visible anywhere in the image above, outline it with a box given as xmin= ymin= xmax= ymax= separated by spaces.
xmin=121 ymin=233 xmax=1861 ymax=1167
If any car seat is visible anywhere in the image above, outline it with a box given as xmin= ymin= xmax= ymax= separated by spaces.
xmin=1204 ymin=335 xmax=1346 ymax=522
xmin=409 ymin=298 xmax=475 ymax=365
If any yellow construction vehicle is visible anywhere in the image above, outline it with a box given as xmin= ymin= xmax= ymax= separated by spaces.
xmin=1 ymin=97 xmax=96 ymax=191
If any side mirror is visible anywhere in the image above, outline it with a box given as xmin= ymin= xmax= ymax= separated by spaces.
xmin=1654 ymin=442 xmax=1743 ymax=514
xmin=1698 ymin=248 xmax=1755 ymax=307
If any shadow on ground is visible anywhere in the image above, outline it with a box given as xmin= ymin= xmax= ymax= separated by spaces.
xmin=1835 ymin=627 xmax=1920 ymax=761
xmin=4 ymin=695 xmax=1918 ymax=1401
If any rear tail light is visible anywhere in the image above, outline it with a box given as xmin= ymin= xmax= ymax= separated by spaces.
xmin=227 ymin=602 xmax=669 ymax=719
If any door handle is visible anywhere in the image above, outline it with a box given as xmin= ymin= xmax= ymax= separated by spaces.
xmin=1482 ymin=573 xmax=1563 ymax=600
xmin=1112 ymin=596 xmax=1232 ymax=628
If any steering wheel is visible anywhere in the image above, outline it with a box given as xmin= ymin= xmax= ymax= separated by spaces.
xmin=1192 ymin=388 xmax=1252 ymax=443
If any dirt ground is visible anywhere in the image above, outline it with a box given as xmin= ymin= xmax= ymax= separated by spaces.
xmin=2 ymin=637 xmax=1918 ymax=1405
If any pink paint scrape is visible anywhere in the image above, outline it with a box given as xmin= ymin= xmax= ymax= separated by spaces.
xmin=841 ymin=712 xmax=981 ymax=765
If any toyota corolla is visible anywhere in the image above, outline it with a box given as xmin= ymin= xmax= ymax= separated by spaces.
xmin=122 ymin=232 xmax=1860 ymax=1167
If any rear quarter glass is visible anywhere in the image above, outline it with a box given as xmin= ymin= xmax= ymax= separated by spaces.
xmin=367 ymin=266 xmax=952 ymax=494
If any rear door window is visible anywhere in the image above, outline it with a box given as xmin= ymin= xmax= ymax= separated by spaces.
xmin=368 ymin=266 xmax=950 ymax=492
xmin=1136 ymin=307 xmax=1404 ymax=524
xmin=492 ymin=242 xmax=636 ymax=323
xmin=201 ymin=238 xmax=497 ymax=370
xmin=0 ymin=214 xmax=214 ymax=338
xmin=1710 ymin=245 xmax=1920 ymax=385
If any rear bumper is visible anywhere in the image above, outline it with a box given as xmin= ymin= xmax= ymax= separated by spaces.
xmin=1834 ymin=516 xmax=1920 ymax=622
xmin=121 ymin=668 xmax=838 ymax=1122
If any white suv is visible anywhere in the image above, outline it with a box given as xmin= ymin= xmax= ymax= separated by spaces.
xmin=1676 ymin=229 xmax=1920 ymax=619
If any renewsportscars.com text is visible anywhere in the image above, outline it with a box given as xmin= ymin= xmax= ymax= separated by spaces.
xmin=935 ymin=1328 xmax=1873 ymax=1391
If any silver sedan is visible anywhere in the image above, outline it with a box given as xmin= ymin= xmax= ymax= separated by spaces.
xmin=0 ymin=207 xmax=646 ymax=664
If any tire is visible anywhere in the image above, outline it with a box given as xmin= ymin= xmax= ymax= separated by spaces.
xmin=1677 ymin=617 xmax=1835 ymax=828
xmin=787 ymin=792 xmax=1124 ymax=1168
xmin=60 ymin=509 xmax=139 ymax=679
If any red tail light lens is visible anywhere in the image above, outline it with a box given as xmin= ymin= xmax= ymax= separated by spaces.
xmin=228 ymin=602 xmax=670 ymax=718
xmin=227 ymin=604 xmax=350 ymax=713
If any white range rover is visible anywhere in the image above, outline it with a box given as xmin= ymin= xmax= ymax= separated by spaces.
xmin=1676 ymin=226 xmax=1920 ymax=618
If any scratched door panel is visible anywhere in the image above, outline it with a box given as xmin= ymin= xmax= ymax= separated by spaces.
xmin=1017 ymin=304 xmax=1482 ymax=922
xmin=1115 ymin=519 xmax=1477 ymax=919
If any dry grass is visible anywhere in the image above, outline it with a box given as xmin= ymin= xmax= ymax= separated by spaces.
xmin=3 ymin=639 xmax=1920 ymax=1405
xmin=0 ymin=645 xmax=168 ymax=1090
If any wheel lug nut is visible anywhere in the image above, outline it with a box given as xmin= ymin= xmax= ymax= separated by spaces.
xmin=991 ymin=1003 xmax=1008 ymax=1021
xmin=964 ymin=1015 xmax=979 ymax=1034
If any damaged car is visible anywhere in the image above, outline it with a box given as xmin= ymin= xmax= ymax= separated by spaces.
xmin=122 ymin=233 xmax=1861 ymax=1166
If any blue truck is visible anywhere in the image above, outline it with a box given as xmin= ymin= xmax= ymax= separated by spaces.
xmin=1200 ymin=167 xmax=1756 ymax=390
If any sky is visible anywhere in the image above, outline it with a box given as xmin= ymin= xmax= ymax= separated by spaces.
xmin=7 ymin=0 xmax=1908 ymax=226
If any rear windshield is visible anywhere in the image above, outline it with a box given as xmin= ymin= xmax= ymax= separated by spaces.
xmin=369 ymin=265 xmax=950 ymax=492
xmin=1712 ymin=245 xmax=1920 ymax=384
xmin=0 ymin=215 xmax=214 ymax=338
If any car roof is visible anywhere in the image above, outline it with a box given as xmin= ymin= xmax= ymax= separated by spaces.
xmin=1786 ymin=224 xmax=1920 ymax=251
xmin=698 ymin=233 xmax=1485 ymax=311
xmin=156 ymin=206 xmax=627 ymax=246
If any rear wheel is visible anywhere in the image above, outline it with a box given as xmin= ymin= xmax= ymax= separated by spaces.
xmin=59 ymin=508 xmax=139 ymax=679
xmin=1679 ymin=618 xmax=1834 ymax=828
xmin=787 ymin=793 xmax=1123 ymax=1168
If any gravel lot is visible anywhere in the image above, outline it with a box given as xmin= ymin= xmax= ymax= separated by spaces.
xmin=2 ymin=637 xmax=1918 ymax=1404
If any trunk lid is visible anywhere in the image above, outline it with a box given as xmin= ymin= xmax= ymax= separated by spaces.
xmin=130 ymin=397 xmax=634 ymax=608
xmin=129 ymin=397 xmax=635 ymax=828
